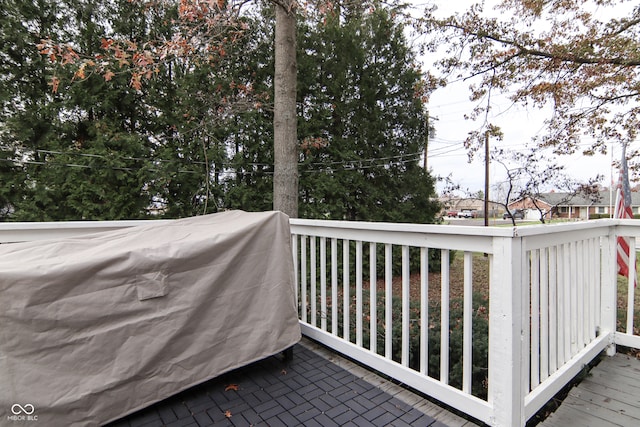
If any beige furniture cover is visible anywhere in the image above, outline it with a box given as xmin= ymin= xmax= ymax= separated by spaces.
xmin=0 ymin=211 xmax=301 ymax=426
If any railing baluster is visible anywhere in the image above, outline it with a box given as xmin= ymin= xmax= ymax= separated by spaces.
xmin=320 ymin=237 xmax=327 ymax=331
xmin=311 ymin=236 xmax=317 ymax=327
xmin=370 ymin=242 xmax=377 ymax=354
xmin=420 ymin=247 xmax=429 ymax=376
xmin=562 ymin=243 xmax=571 ymax=363
xmin=540 ymin=247 xmax=549 ymax=382
xmin=556 ymin=244 xmax=565 ymax=366
xmin=565 ymin=242 xmax=578 ymax=360
xmin=463 ymin=251 xmax=473 ymax=394
xmin=343 ymin=239 xmax=350 ymax=341
xmin=579 ymin=240 xmax=588 ymax=347
xmin=594 ymin=237 xmax=602 ymax=330
xmin=402 ymin=245 xmax=410 ymax=367
xmin=562 ymin=243 xmax=575 ymax=361
xmin=441 ymin=249 xmax=450 ymax=385
xmin=530 ymin=249 xmax=540 ymax=389
xmin=576 ymin=240 xmax=584 ymax=350
xmin=549 ymin=245 xmax=558 ymax=374
xmin=591 ymin=237 xmax=598 ymax=339
xmin=590 ymin=238 xmax=599 ymax=338
xmin=356 ymin=241 xmax=363 ymax=347
xmin=522 ymin=248 xmax=531 ymax=395
xmin=292 ymin=234 xmax=299 ymax=315
xmin=626 ymin=236 xmax=636 ymax=334
xmin=331 ymin=238 xmax=338 ymax=336
xmin=385 ymin=244 xmax=393 ymax=360
xmin=301 ymin=235 xmax=308 ymax=324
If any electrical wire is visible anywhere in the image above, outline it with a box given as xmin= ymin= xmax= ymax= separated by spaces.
xmin=0 ymin=149 xmax=426 ymax=176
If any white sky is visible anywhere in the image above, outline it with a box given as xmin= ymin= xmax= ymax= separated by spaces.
xmin=408 ymin=1 xmax=617 ymax=194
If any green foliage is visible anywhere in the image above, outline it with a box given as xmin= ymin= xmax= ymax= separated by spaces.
xmin=296 ymin=7 xmax=438 ymax=223
xmin=1 ymin=1 xmax=439 ymax=222
xmin=309 ymin=288 xmax=489 ymax=399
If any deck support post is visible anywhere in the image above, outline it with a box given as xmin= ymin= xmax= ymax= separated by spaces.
xmin=488 ymin=233 xmax=525 ymax=426
xmin=601 ymin=228 xmax=618 ymax=356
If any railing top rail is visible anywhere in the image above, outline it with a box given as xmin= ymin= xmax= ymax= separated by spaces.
xmin=291 ymin=218 xmax=640 ymax=238
xmin=2 ymin=217 xmax=637 ymax=244
xmin=513 ymin=218 xmax=626 ymax=237
xmin=290 ymin=218 xmax=516 ymax=237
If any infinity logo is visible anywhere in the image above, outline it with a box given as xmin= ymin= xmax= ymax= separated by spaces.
xmin=11 ymin=404 xmax=35 ymax=415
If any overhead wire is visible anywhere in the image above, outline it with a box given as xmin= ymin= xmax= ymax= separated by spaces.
xmin=0 ymin=148 xmax=426 ymax=176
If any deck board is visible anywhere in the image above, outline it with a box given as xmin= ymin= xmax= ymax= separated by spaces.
xmin=540 ymin=353 xmax=640 ymax=427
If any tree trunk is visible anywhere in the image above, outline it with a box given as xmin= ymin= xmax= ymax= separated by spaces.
xmin=273 ymin=1 xmax=298 ymax=218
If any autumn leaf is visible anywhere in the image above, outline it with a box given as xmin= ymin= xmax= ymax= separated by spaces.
xmin=74 ymin=65 xmax=86 ymax=80
xmin=49 ymin=76 xmax=60 ymax=94
xmin=61 ymin=47 xmax=79 ymax=65
xmin=280 ymin=369 xmax=287 ymax=375
xmin=100 ymin=38 xmax=114 ymax=50
xmin=224 ymin=384 xmax=239 ymax=391
xmin=104 ymin=70 xmax=115 ymax=82
xmin=130 ymin=73 xmax=142 ymax=91
xmin=224 ymin=410 xmax=232 ymax=418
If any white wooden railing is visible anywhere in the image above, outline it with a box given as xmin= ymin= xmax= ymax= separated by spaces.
xmin=289 ymin=218 xmax=640 ymax=426
xmin=1 ymin=218 xmax=639 ymax=426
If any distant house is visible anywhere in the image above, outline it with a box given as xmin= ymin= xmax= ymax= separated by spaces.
xmin=506 ymin=197 xmax=553 ymax=220
xmin=507 ymin=190 xmax=640 ymax=220
xmin=440 ymin=196 xmax=502 ymax=217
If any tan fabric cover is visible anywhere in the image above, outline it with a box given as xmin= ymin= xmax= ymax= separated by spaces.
xmin=0 ymin=211 xmax=301 ymax=426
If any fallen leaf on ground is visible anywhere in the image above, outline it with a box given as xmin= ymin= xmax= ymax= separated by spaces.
xmin=224 ymin=410 xmax=232 ymax=418
xmin=225 ymin=384 xmax=239 ymax=391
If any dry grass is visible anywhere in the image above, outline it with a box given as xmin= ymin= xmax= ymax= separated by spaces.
xmin=373 ymin=253 xmax=491 ymax=304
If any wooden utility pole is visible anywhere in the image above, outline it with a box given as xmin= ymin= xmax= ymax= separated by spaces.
xmin=484 ymin=131 xmax=490 ymax=226
xmin=423 ymin=111 xmax=429 ymax=170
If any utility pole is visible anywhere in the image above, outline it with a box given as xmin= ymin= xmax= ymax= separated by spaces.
xmin=484 ymin=131 xmax=490 ymax=226
xmin=423 ymin=111 xmax=429 ymax=170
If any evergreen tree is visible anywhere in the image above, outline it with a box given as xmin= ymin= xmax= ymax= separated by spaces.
xmin=1 ymin=0 xmax=157 ymax=220
xmin=221 ymin=6 xmax=276 ymax=213
xmin=1 ymin=0 xmax=243 ymax=220
xmin=0 ymin=0 xmax=65 ymax=219
xmin=296 ymin=4 xmax=438 ymax=222
xmin=1 ymin=0 xmax=439 ymax=223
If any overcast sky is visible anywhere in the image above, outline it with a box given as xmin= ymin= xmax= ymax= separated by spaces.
xmin=409 ymin=1 xmax=616 ymax=195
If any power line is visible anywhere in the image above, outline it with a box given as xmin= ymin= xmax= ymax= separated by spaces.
xmin=0 ymin=150 xmax=426 ymax=176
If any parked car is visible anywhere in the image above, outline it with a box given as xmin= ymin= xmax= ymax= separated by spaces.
xmin=445 ymin=210 xmax=458 ymax=217
xmin=457 ymin=209 xmax=477 ymax=218
xmin=503 ymin=209 xmax=525 ymax=220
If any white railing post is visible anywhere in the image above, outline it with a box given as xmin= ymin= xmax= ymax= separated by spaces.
xmin=488 ymin=233 xmax=525 ymax=427
xmin=601 ymin=227 xmax=618 ymax=356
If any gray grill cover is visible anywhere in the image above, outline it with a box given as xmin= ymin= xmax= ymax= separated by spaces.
xmin=0 ymin=211 xmax=301 ymax=426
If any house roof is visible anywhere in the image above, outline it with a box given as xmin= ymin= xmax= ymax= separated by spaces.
xmin=537 ymin=190 xmax=640 ymax=207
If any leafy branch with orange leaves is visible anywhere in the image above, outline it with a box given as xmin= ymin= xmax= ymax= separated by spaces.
xmin=37 ymin=0 xmax=249 ymax=92
xmin=421 ymin=0 xmax=640 ymax=170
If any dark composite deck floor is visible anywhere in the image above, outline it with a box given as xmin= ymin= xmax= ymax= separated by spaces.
xmin=105 ymin=338 xmax=476 ymax=427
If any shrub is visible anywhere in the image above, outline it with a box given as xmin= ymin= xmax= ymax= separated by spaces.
xmin=313 ymin=288 xmax=489 ymax=399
